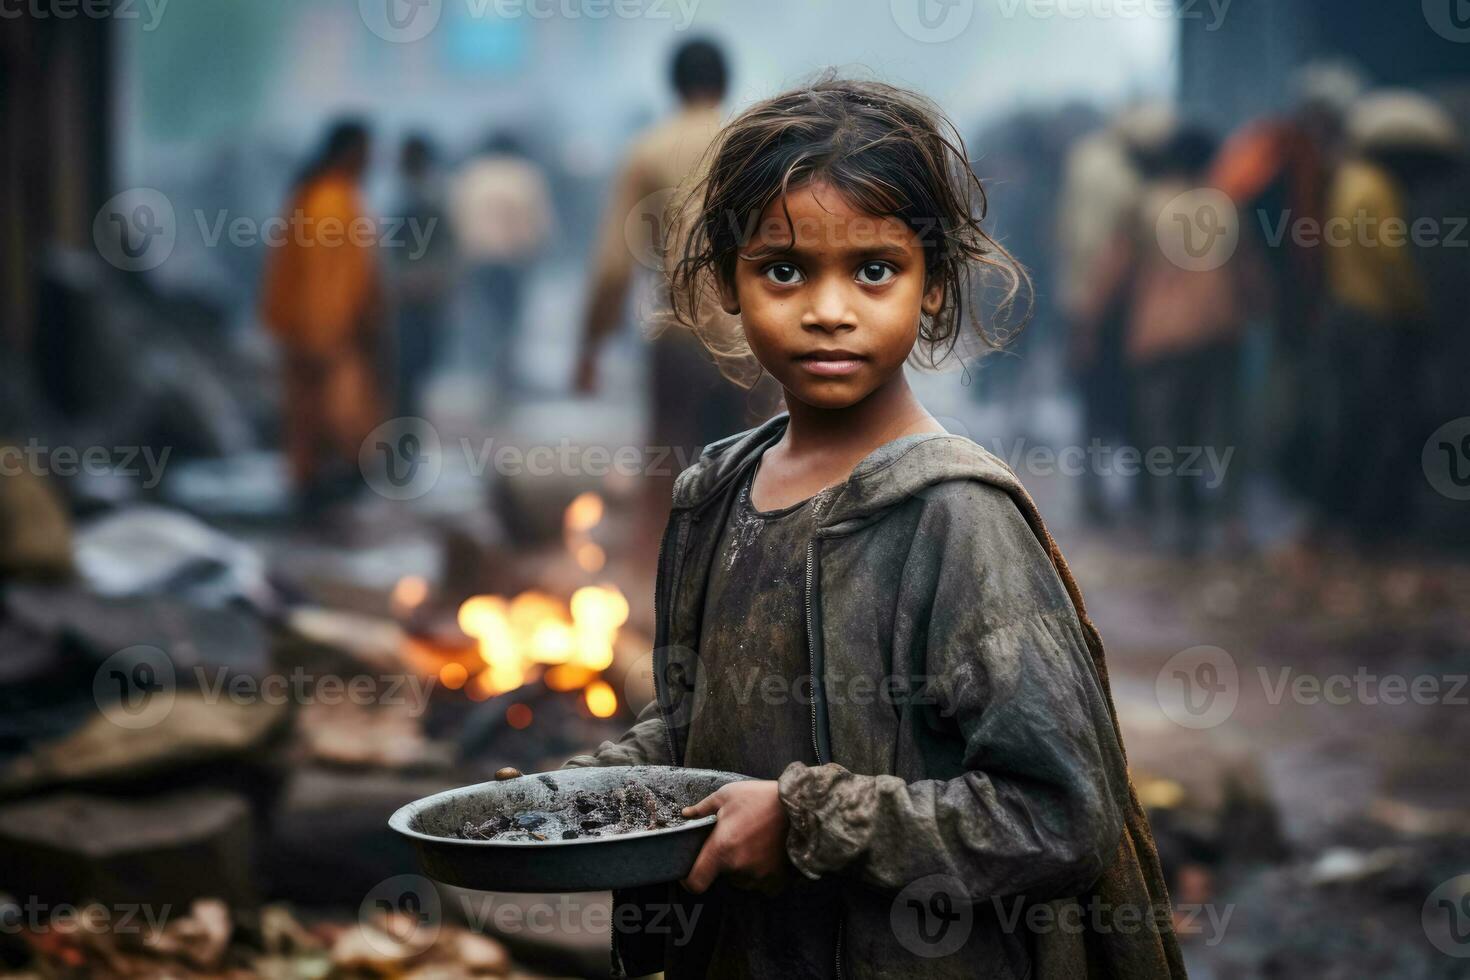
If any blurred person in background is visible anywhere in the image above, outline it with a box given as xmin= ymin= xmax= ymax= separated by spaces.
xmin=1057 ymin=106 xmax=1174 ymax=525
xmin=1414 ymin=86 xmax=1470 ymax=522
xmin=390 ymin=133 xmax=456 ymax=420
xmin=451 ymin=130 xmax=553 ymax=409
xmin=1317 ymin=91 xmax=1462 ymax=539
xmin=968 ymin=112 xmax=1057 ymax=419
xmin=1210 ymin=63 xmax=1362 ymax=506
xmin=575 ymin=37 xmax=758 ymax=553
xmin=1079 ymin=125 xmax=1252 ymax=555
xmin=260 ymin=119 xmax=385 ymax=514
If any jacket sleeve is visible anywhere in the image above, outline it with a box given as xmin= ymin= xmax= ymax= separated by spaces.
xmin=778 ymin=480 xmax=1129 ymax=902
xmin=561 ymin=695 xmax=674 ymax=769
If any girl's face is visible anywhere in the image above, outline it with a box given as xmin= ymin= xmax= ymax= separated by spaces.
xmin=722 ymin=181 xmax=944 ymax=411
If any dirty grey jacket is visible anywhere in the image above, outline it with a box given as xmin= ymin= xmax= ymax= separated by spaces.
xmin=566 ymin=415 xmax=1185 ymax=980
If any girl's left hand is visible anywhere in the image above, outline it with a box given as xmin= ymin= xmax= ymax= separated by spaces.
xmin=679 ymin=780 xmax=790 ymax=894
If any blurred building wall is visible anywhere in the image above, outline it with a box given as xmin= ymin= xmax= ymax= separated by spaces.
xmin=1179 ymin=0 xmax=1470 ymax=126
xmin=0 ymin=7 xmax=112 ymax=357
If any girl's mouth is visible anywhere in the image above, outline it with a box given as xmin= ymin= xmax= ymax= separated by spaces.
xmin=796 ymin=350 xmax=866 ymax=377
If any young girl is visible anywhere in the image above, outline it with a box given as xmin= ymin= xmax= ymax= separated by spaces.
xmin=563 ymin=77 xmax=1184 ymax=980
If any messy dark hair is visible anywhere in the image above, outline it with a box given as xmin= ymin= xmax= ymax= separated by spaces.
xmin=668 ymin=74 xmax=1030 ymax=377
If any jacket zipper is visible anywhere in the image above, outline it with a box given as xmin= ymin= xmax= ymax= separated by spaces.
xmin=804 ymin=538 xmax=844 ymax=980
xmin=651 ymin=513 xmax=684 ymax=766
xmin=803 ymin=539 xmax=821 ymax=763
xmin=609 ymin=928 xmax=624 ymax=980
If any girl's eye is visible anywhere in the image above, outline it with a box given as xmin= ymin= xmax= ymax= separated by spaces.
xmin=763 ymin=263 xmax=804 ymax=285
xmin=857 ymin=262 xmax=896 ymax=285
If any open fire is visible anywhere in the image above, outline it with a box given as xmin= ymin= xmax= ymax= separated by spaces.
xmin=394 ymin=492 xmax=629 ymax=721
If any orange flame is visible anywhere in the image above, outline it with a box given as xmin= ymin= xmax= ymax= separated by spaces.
xmin=437 ymin=496 xmax=629 ymax=713
xmin=585 ymin=680 xmax=618 ymax=718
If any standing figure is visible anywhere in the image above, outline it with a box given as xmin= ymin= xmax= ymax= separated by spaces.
xmin=559 ymin=77 xmax=1183 ymax=980
xmin=390 ymin=134 xmax=455 ymax=420
xmin=1082 ymin=126 xmax=1249 ymax=554
xmin=451 ymin=131 xmax=553 ymax=408
xmin=576 ymin=38 xmax=761 ymax=550
xmin=1210 ymin=62 xmax=1360 ymax=505
xmin=1057 ymin=107 xmax=1174 ymax=525
xmin=260 ymin=119 xmax=384 ymax=512
xmin=1319 ymin=91 xmax=1462 ymax=536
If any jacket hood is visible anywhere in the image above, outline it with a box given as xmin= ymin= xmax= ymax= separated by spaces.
xmin=672 ymin=414 xmax=1023 ymax=530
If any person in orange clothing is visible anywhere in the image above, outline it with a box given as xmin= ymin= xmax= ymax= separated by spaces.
xmin=260 ymin=119 xmax=385 ymax=512
xmin=1317 ymin=92 xmax=1462 ymax=536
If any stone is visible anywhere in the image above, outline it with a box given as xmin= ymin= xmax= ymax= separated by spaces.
xmin=0 ymin=790 xmax=255 ymax=910
xmin=0 ymin=693 xmax=290 ymax=795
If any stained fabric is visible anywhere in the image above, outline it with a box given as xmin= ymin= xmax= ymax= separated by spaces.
xmin=568 ymin=415 xmax=1184 ymax=980
xmin=673 ymin=470 xmax=840 ymax=979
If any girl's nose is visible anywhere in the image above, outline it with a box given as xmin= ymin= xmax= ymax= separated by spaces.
xmin=800 ymin=278 xmax=856 ymax=333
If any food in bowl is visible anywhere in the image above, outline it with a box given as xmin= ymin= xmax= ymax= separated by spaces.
xmin=453 ymin=779 xmax=691 ymax=842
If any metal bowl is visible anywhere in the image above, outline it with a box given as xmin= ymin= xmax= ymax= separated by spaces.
xmin=389 ymin=765 xmax=749 ymax=893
